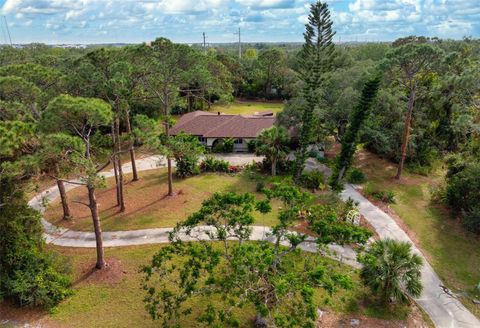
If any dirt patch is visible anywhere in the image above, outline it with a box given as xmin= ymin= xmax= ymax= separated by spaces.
xmin=317 ymin=304 xmax=431 ymax=328
xmin=74 ymin=257 xmax=127 ymax=286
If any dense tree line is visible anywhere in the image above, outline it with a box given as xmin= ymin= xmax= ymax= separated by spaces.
xmin=0 ymin=38 xmax=236 ymax=307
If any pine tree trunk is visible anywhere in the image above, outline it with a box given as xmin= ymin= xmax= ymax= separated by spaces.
xmin=124 ymin=111 xmax=139 ymax=181
xmin=395 ymin=82 xmax=417 ymax=180
xmin=112 ymin=155 xmax=120 ymax=206
xmin=167 ymin=158 xmax=173 ymax=196
xmin=87 ymin=185 xmax=105 ymax=270
xmin=165 ymin=121 xmax=174 ymax=196
xmin=115 ymin=118 xmax=126 ymax=211
xmin=164 ymin=91 xmax=174 ymax=196
xmin=57 ymin=179 xmax=71 ymax=220
xmin=111 ymin=121 xmax=120 ymax=206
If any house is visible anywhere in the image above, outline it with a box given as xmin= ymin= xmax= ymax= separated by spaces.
xmin=170 ymin=111 xmax=275 ymax=152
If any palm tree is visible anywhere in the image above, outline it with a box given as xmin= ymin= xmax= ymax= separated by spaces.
xmin=255 ymin=126 xmax=289 ymax=176
xmin=358 ymin=239 xmax=423 ymax=304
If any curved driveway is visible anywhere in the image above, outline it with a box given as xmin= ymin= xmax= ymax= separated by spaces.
xmin=29 ymin=154 xmax=480 ymax=328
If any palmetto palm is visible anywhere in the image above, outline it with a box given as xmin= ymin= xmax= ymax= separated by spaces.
xmin=255 ymin=126 xmax=289 ymax=176
xmin=358 ymin=239 xmax=423 ymax=304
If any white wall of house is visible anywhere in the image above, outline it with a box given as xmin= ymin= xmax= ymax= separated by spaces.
xmin=205 ymin=137 xmax=254 ymax=152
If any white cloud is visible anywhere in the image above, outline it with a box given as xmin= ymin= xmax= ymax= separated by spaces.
xmin=0 ymin=0 xmax=478 ymax=44
xmin=235 ymin=0 xmax=294 ymax=9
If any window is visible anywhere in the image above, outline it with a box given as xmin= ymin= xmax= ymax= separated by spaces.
xmin=234 ymin=138 xmax=243 ymax=144
xmin=198 ymin=136 xmax=206 ymax=143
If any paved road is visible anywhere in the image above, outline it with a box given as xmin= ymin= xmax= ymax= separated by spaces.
xmin=28 ymin=154 xmax=480 ymax=328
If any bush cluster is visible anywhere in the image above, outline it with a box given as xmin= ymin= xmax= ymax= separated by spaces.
xmin=175 ymin=156 xmax=200 ymax=178
xmin=364 ymin=184 xmax=396 ymax=204
xmin=346 ymin=168 xmax=366 ymax=184
xmin=445 ymin=158 xmax=480 ymax=233
xmin=200 ymin=156 xmax=235 ymax=173
xmin=0 ymin=196 xmax=72 ymax=309
xmin=259 ymin=157 xmax=294 ymax=175
xmin=299 ymin=171 xmax=325 ymax=191
xmin=212 ymin=138 xmax=234 ymax=153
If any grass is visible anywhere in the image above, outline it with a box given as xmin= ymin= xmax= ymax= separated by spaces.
xmin=44 ymin=169 xmax=281 ymax=231
xmin=4 ymin=244 xmax=412 ymax=328
xmin=354 ymin=150 xmax=480 ymax=317
xmin=211 ymin=100 xmax=284 ymax=115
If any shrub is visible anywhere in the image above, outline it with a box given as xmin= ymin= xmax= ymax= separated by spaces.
xmin=212 ymin=138 xmax=234 ymax=153
xmin=247 ymin=140 xmax=256 ymax=153
xmin=364 ymin=184 xmax=396 ymax=204
xmin=299 ymin=171 xmax=325 ymax=191
xmin=462 ymin=206 xmax=480 ymax=235
xmin=346 ymin=168 xmax=366 ymax=184
xmin=200 ymin=156 xmax=230 ymax=173
xmin=175 ymin=155 xmax=200 ymax=178
xmin=446 ymin=162 xmax=480 ymax=212
xmin=223 ymin=138 xmax=234 ymax=153
xmin=445 ymin=160 xmax=480 ymax=233
xmin=212 ymin=142 xmax=224 ymax=153
xmin=406 ymin=163 xmax=432 ymax=176
xmin=259 ymin=157 xmax=294 ymax=175
xmin=227 ymin=165 xmax=240 ymax=173
xmin=256 ymin=181 xmax=265 ymax=192
xmin=307 ymin=204 xmax=372 ymax=245
xmin=0 ymin=196 xmax=72 ymax=309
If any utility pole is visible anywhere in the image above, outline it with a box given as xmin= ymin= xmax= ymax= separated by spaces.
xmin=3 ymin=16 xmax=12 ymax=46
xmin=234 ymin=27 xmax=241 ymax=59
xmin=202 ymin=32 xmax=207 ymax=55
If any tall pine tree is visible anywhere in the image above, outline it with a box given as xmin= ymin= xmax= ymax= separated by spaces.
xmin=329 ymin=74 xmax=382 ymax=191
xmin=294 ymin=1 xmax=335 ymax=182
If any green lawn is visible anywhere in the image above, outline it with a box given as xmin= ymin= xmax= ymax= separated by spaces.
xmin=211 ymin=101 xmax=284 ymax=115
xmin=36 ymin=244 xmax=410 ymax=328
xmin=354 ymin=150 xmax=480 ymax=317
xmin=44 ymin=170 xmax=281 ymax=231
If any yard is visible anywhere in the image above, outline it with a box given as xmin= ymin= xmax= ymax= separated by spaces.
xmin=44 ymin=169 xmax=281 ymax=231
xmin=353 ymin=150 xmax=480 ymax=317
xmin=0 ymin=244 xmax=430 ymax=328
xmin=211 ymin=100 xmax=284 ymax=115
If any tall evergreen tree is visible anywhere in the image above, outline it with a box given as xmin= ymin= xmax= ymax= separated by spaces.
xmin=329 ymin=74 xmax=382 ymax=190
xmin=294 ymin=1 xmax=335 ymax=182
xmin=383 ymin=41 xmax=442 ymax=179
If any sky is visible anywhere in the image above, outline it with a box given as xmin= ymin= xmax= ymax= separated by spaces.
xmin=0 ymin=0 xmax=478 ymax=44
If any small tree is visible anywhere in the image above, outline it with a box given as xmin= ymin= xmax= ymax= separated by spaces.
xmin=167 ymin=132 xmax=204 ymax=178
xmin=329 ymin=74 xmax=381 ymax=190
xmin=255 ymin=126 xmax=289 ymax=176
xmin=358 ymin=239 xmax=423 ymax=304
xmin=134 ymin=115 xmax=204 ymax=189
xmin=143 ymin=185 xmax=370 ymax=326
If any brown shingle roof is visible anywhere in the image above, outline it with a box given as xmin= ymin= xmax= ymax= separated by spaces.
xmin=170 ymin=111 xmax=275 ymax=138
